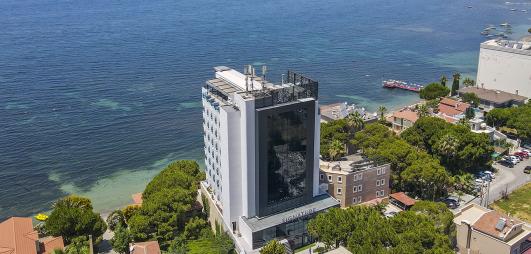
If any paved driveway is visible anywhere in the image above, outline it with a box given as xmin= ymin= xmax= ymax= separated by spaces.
xmin=474 ymin=158 xmax=531 ymax=206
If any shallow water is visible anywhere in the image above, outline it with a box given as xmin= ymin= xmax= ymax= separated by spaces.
xmin=0 ymin=0 xmax=529 ymax=218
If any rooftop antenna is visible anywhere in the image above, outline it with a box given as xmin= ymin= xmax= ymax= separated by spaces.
xmin=244 ymin=65 xmax=251 ymax=92
xmin=261 ymin=65 xmax=268 ymax=84
xmin=250 ymin=66 xmax=255 ymax=91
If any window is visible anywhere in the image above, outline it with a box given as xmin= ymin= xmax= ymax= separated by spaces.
xmin=376 ymin=179 xmax=385 ymax=186
xmin=328 ymin=175 xmax=332 ymax=182
xmin=353 ymin=186 xmax=358 ymax=193
xmin=353 ymin=173 xmax=363 ymax=181
xmin=337 ymin=188 xmax=342 ymax=195
xmin=377 ymin=168 xmax=381 ymax=175
xmin=358 ymin=185 xmax=362 ymax=192
xmin=320 ymin=174 xmax=324 ymax=180
xmin=353 ymin=196 xmax=362 ymax=204
xmin=337 ymin=176 xmax=342 ymax=183
xmin=376 ymin=190 xmax=385 ymax=197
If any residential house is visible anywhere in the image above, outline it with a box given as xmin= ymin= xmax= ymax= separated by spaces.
xmin=453 ymin=204 xmax=531 ymax=254
xmin=390 ymin=109 xmax=418 ymax=132
xmin=437 ymin=98 xmax=470 ymax=123
xmin=320 ymin=154 xmax=391 ymax=208
xmin=458 ymin=86 xmax=528 ymax=110
xmin=130 ymin=241 xmax=161 ymax=254
xmin=0 ymin=217 xmax=64 ymax=254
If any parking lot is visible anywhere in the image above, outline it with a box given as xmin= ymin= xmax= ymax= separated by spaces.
xmin=472 ymin=158 xmax=531 ymax=206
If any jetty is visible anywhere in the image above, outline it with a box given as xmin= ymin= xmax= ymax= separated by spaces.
xmin=382 ymin=79 xmax=423 ymax=92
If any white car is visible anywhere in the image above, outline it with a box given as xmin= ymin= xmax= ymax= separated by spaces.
xmin=482 ymin=171 xmax=495 ymax=179
xmin=509 ymin=156 xmax=520 ymax=163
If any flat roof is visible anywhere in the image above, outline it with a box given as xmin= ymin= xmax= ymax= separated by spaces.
xmin=459 ymin=87 xmax=528 ymax=104
xmin=241 ymin=194 xmax=339 ymax=232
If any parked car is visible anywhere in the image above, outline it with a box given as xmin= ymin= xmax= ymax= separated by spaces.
xmin=499 ymin=159 xmax=515 ymax=168
xmin=444 ymin=198 xmax=460 ymax=209
xmin=482 ymin=171 xmax=495 ymax=179
xmin=525 ymin=166 xmax=531 ymax=174
xmin=514 ymin=152 xmax=528 ymax=159
xmin=509 ymin=156 xmax=520 ymax=163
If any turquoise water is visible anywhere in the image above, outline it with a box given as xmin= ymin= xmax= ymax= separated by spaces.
xmin=0 ymin=0 xmax=529 ymax=219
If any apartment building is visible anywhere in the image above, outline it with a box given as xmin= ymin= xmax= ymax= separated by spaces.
xmin=476 ymin=39 xmax=531 ymax=98
xmin=319 ymin=154 xmax=391 ymax=207
xmin=201 ymin=66 xmax=338 ymax=252
xmin=453 ymin=204 xmax=531 ymax=254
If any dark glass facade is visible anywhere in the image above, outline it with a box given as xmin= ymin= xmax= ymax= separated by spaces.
xmin=256 ymin=100 xmax=316 ymax=217
xmin=251 ymin=216 xmax=314 ymax=249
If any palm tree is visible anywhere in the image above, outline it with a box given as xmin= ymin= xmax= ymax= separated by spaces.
xmin=440 ymin=75 xmax=448 ymax=86
xmin=377 ymin=106 xmax=387 ymax=121
xmin=328 ymin=139 xmax=345 ymax=161
xmin=435 ymin=134 xmax=460 ymax=167
xmin=463 ymin=77 xmax=475 ymax=87
xmin=346 ymin=111 xmax=364 ymax=132
xmin=416 ymin=104 xmax=430 ymax=118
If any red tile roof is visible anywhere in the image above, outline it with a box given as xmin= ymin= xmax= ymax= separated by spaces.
xmin=438 ymin=98 xmax=470 ymax=116
xmin=131 ymin=241 xmax=160 ymax=254
xmin=392 ymin=109 xmax=419 ymax=123
xmin=390 ymin=192 xmax=417 ymax=207
xmin=40 ymin=237 xmax=64 ymax=254
xmin=0 ymin=217 xmax=39 ymax=254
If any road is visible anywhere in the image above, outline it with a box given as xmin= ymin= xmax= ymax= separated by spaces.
xmin=474 ymin=158 xmax=531 ymax=206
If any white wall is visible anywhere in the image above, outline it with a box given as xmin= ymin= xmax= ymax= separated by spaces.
xmin=234 ymin=94 xmax=257 ymax=218
xmin=220 ymin=105 xmax=243 ymax=230
xmin=477 ymin=46 xmax=531 ymax=98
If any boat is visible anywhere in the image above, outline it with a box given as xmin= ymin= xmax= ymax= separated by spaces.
xmin=481 ymin=31 xmax=489 ymax=35
xmin=500 ymin=22 xmax=511 ymax=27
xmin=382 ymin=80 xmax=424 ymax=93
xmin=510 ymin=8 xmax=517 ymax=11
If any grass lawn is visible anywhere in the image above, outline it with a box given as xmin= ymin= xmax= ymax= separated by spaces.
xmin=490 ymin=183 xmax=531 ymax=222
xmin=294 ymin=243 xmax=316 ymax=253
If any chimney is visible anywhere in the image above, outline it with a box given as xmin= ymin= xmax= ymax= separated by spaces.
xmin=515 ymin=90 xmax=519 ymax=95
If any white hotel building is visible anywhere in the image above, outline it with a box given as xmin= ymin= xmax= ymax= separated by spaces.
xmin=201 ymin=66 xmax=338 ymax=252
xmin=476 ymin=39 xmax=531 ymax=98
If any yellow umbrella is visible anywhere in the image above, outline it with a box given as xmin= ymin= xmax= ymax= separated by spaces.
xmin=35 ymin=213 xmax=48 ymax=221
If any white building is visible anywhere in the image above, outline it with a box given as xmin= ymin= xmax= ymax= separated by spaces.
xmin=201 ymin=66 xmax=338 ymax=252
xmin=476 ymin=39 xmax=531 ymax=98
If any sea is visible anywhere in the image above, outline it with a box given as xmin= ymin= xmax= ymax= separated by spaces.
xmin=1 ymin=0 xmax=530 ymax=219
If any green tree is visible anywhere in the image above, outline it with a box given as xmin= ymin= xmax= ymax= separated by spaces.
xmin=410 ymin=201 xmax=456 ymax=240
xmin=462 ymin=77 xmax=475 ymax=87
xmin=416 ymin=104 xmax=430 ymax=118
xmin=110 ymin=223 xmax=132 ymax=254
xmin=351 ymin=123 xmax=395 ymax=152
xmin=440 ymin=75 xmax=447 ymax=87
xmin=127 ymin=160 xmax=204 ymax=249
xmin=65 ymin=236 xmax=89 ymax=254
xmin=45 ymin=196 xmax=107 ymax=244
xmin=434 ymin=134 xmax=459 ymax=166
xmin=465 ymin=107 xmax=475 ymax=119
xmin=451 ymin=72 xmax=461 ymax=96
xmin=183 ymin=217 xmax=209 ymax=240
xmin=401 ymin=157 xmax=451 ymax=200
xmin=320 ymin=119 xmax=349 ymax=160
xmin=461 ymin=92 xmax=480 ymax=107
xmin=260 ymin=240 xmax=286 ymax=254
xmin=328 ymin=139 xmax=346 ymax=161
xmin=107 ymin=209 xmax=126 ymax=231
xmin=420 ymin=83 xmax=450 ymax=100
xmin=51 ymin=250 xmax=66 ymax=254
xmin=347 ymin=111 xmax=364 ymax=132
xmin=122 ymin=205 xmax=141 ymax=223
xmin=377 ymin=106 xmax=387 ymax=121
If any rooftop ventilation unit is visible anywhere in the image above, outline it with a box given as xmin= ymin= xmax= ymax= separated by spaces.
xmin=495 ymin=218 xmax=507 ymax=231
